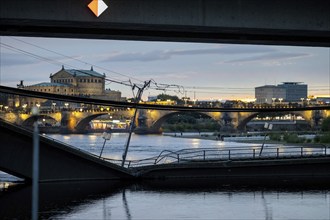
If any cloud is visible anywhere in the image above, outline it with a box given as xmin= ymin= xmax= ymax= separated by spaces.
xmin=103 ymin=50 xmax=172 ymax=62
xmin=0 ymin=53 xmax=39 ymax=66
xmin=223 ymin=52 xmax=311 ymax=64
xmin=101 ymin=45 xmax=276 ymax=62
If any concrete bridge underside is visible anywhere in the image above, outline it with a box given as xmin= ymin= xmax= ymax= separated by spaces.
xmin=1 ymin=0 xmax=329 ymax=46
xmin=0 ymin=119 xmax=133 ymax=182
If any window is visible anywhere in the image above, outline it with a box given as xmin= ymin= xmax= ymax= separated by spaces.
xmin=98 ymin=79 xmax=101 ymax=83
xmin=87 ymin=79 xmax=90 ymax=83
xmin=84 ymin=79 xmax=86 ymax=83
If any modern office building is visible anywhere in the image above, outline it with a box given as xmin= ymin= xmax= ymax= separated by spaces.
xmin=255 ymin=82 xmax=307 ymax=104
xmin=255 ymin=85 xmax=286 ymax=104
xmin=278 ymin=82 xmax=308 ymax=102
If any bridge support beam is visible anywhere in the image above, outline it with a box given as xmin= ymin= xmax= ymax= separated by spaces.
xmin=0 ymin=0 xmax=329 ymax=46
xmin=0 ymin=120 xmax=133 ymax=182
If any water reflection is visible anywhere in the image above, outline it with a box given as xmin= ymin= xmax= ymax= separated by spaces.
xmin=0 ymin=180 xmax=127 ymax=219
xmin=0 ymin=181 xmax=329 ymax=220
xmin=262 ymin=191 xmax=273 ymax=220
xmin=122 ymin=190 xmax=131 ymax=220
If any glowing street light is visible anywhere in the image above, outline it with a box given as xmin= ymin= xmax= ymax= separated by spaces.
xmin=52 ymin=102 xmax=56 ymax=111
xmin=278 ymin=98 xmax=283 ymax=104
xmin=22 ymin=104 xmax=27 ymax=113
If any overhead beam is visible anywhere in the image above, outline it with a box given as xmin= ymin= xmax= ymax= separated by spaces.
xmin=1 ymin=0 xmax=329 ymax=46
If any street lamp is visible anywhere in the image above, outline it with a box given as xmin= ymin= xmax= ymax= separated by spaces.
xmin=52 ymin=102 xmax=56 ymax=111
xmin=99 ymin=132 xmax=111 ymax=158
xmin=278 ymin=98 xmax=283 ymax=105
xmin=64 ymin=103 xmax=69 ymax=109
xmin=22 ymin=104 xmax=27 ymax=113
xmin=259 ymin=122 xmax=273 ymax=156
xmin=272 ymin=98 xmax=276 ymax=107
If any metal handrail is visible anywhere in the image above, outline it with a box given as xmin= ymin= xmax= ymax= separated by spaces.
xmin=120 ymin=145 xmax=330 ymax=168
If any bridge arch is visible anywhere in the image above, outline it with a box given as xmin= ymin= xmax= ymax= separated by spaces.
xmin=237 ymin=111 xmax=311 ymax=131
xmin=149 ymin=111 xmax=222 ymax=132
xmin=75 ymin=113 xmax=110 ymax=133
xmin=22 ymin=115 xmax=58 ymax=127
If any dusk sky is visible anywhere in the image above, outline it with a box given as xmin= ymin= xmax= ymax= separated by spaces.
xmin=0 ymin=36 xmax=329 ymax=101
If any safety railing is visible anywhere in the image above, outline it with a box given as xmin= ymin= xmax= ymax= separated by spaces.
xmin=113 ymin=145 xmax=330 ymax=168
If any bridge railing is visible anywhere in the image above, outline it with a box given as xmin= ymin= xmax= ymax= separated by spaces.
xmin=117 ymin=145 xmax=330 ymax=168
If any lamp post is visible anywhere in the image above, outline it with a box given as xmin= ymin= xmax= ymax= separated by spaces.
xmin=278 ymin=98 xmax=283 ymax=105
xmin=99 ymin=132 xmax=111 ymax=158
xmin=52 ymin=102 xmax=56 ymax=112
xmin=272 ymin=98 xmax=276 ymax=107
xmin=22 ymin=104 xmax=27 ymax=113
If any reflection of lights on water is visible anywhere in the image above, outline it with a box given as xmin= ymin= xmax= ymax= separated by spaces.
xmin=191 ymin=139 xmax=200 ymax=148
xmin=304 ymin=148 xmax=313 ymax=155
xmin=63 ymin=136 xmax=71 ymax=140
xmin=216 ymin=141 xmax=225 ymax=148
xmin=88 ymin=135 xmax=97 ymax=141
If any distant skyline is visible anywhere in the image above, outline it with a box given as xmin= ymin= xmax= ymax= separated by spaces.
xmin=0 ymin=36 xmax=329 ymax=101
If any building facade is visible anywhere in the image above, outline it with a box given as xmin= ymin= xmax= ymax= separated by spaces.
xmin=255 ymin=82 xmax=307 ymax=104
xmin=255 ymin=85 xmax=286 ymax=104
xmin=15 ymin=66 xmax=123 ymax=108
xmin=278 ymin=82 xmax=308 ymax=102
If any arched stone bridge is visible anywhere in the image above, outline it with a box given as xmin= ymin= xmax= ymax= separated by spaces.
xmin=0 ymin=108 xmax=328 ymax=133
xmin=136 ymin=109 xmax=329 ymax=133
xmin=0 ymin=110 xmax=134 ymax=133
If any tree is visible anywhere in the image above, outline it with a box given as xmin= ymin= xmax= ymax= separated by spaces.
xmin=321 ymin=117 xmax=330 ymax=131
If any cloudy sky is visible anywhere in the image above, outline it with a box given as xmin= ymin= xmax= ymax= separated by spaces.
xmin=0 ymin=36 xmax=329 ymax=100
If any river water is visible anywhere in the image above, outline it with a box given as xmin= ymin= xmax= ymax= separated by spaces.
xmin=0 ymin=133 xmax=329 ymax=219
